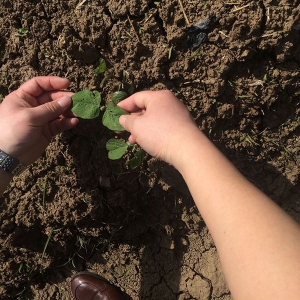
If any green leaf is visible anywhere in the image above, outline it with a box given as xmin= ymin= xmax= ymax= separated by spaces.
xmin=111 ymin=91 xmax=128 ymax=104
xmin=102 ymin=102 xmax=128 ymax=130
xmin=128 ymin=149 xmax=146 ymax=169
xmin=15 ymin=28 xmax=28 ymax=36
xmin=93 ymin=58 xmax=107 ymax=74
xmin=71 ymin=90 xmax=101 ymax=119
xmin=106 ymin=139 xmax=129 ymax=160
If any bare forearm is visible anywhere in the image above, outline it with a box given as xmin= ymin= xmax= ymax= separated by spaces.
xmin=177 ymin=131 xmax=300 ymax=300
xmin=117 ymin=90 xmax=300 ymax=298
xmin=0 ymin=168 xmax=13 ymax=196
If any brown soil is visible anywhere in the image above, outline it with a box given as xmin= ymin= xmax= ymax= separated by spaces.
xmin=0 ymin=0 xmax=300 ymax=299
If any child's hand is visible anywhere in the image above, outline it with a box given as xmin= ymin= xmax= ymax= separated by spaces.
xmin=0 ymin=76 xmax=78 ymax=166
xmin=118 ymin=90 xmax=201 ymax=168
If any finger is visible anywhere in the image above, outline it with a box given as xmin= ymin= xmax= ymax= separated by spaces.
xmin=31 ymin=96 xmax=72 ymax=124
xmin=18 ymin=76 xmax=71 ymax=98
xmin=119 ymin=114 xmax=140 ymax=134
xmin=37 ymin=91 xmax=74 ymax=105
xmin=37 ymin=91 xmax=76 ymax=118
xmin=118 ymin=91 xmax=157 ymax=112
xmin=128 ymin=134 xmax=137 ymax=144
xmin=49 ymin=117 xmax=79 ymax=136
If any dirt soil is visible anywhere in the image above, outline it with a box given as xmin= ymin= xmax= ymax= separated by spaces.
xmin=0 ymin=0 xmax=300 ymax=299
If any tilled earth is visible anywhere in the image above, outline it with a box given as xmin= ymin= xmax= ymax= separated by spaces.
xmin=0 ymin=1 xmax=300 ymax=299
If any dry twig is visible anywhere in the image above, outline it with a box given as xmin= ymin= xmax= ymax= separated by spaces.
xmin=219 ymin=31 xmax=229 ymax=38
xmin=178 ymin=0 xmax=190 ymax=26
xmin=144 ymin=13 xmax=155 ymax=24
xmin=231 ymin=3 xmax=251 ymax=12
xmin=266 ymin=7 xmax=270 ymax=24
xmin=127 ymin=15 xmax=141 ymax=43
xmin=261 ymin=32 xmax=280 ymax=38
xmin=76 ymin=0 xmax=87 ymax=9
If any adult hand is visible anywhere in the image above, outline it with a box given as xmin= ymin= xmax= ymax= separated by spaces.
xmin=0 ymin=76 xmax=78 ymax=166
xmin=118 ymin=90 xmax=202 ymax=169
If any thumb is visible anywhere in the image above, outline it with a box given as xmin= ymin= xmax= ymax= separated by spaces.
xmin=32 ymin=96 xmax=72 ymax=123
xmin=119 ymin=114 xmax=136 ymax=133
xmin=119 ymin=114 xmax=139 ymax=144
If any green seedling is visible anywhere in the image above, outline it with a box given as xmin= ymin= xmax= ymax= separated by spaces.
xmin=42 ymin=228 xmax=61 ymax=259
xmin=42 ymin=228 xmax=54 ymax=259
xmin=240 ymin=133 xmax=259 ymax=146
xmin=16 ymin=286 xmax=27 ymax=297
xmin=263 ymin=73 xmax=267 ymax=81
xmin=93 ymin=58 xmax=114 ymax=88
xmin=15 ymin=28 xmax=28 ymax=37
xmin=93 ymin=58 xmax=107 ymax=74
xmin=70 ymin=90 xmax=145 ymax=169
xmin=71 ymin=90 xmax=101 ymax=119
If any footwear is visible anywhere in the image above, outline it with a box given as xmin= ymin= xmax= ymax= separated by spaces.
xmin=71 ymin=271 xmax=126 ymax=300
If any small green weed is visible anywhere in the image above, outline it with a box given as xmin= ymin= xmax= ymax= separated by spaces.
xmin=16 ymin=286 xmax=27 ymax=297
xmin=189 ymin=47 xmax=201 ymax=59
xmin=42 ymin=228 xmax=54 ymax=259
xmin=240 ymin=133 xmax=259 ymax=146
xmin=15 ymin=28 xmax=28 ymax=37
xmin=42 ymin=228 xmax=61 ymax=259
xmin=263 ymin=73 xmax=267 ymax=81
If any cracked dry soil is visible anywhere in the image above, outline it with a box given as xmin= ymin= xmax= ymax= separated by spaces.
xmin=0 ymin=0 xmax=300 ymax=299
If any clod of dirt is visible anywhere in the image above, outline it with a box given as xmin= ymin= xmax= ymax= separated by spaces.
xmin=184 ymin=14 xmax=219 ymax=48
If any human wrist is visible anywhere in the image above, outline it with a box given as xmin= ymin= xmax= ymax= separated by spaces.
xmin=0 ymin=148 xmax=27 ymax=176
xmin=169 ymin=127 xmax=208 ymax=172
xmin=0 ymin=134 xmax=21 ymax=159
xmin=0 ymin=140 xmax=21 ymax=160
xmin=0 ymin=165 xmax=14 ymax=178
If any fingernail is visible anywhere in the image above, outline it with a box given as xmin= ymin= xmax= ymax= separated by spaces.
xmin=58 ymin=96 xmax=71 ymax=108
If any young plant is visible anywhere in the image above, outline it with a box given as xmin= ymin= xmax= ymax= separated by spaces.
xmin=71 ymin=90 xmax=145 ymax=169
xmin=103 ymin=91 xmax=146 ymax=169
xmin=93 ymin=58 xmax=107 ymax=74
xmin=93 ymin=57 xmax=113 ymax=88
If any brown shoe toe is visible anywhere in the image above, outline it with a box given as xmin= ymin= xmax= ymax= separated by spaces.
xmin=71 ymin=272 xmax=125 ymax=300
